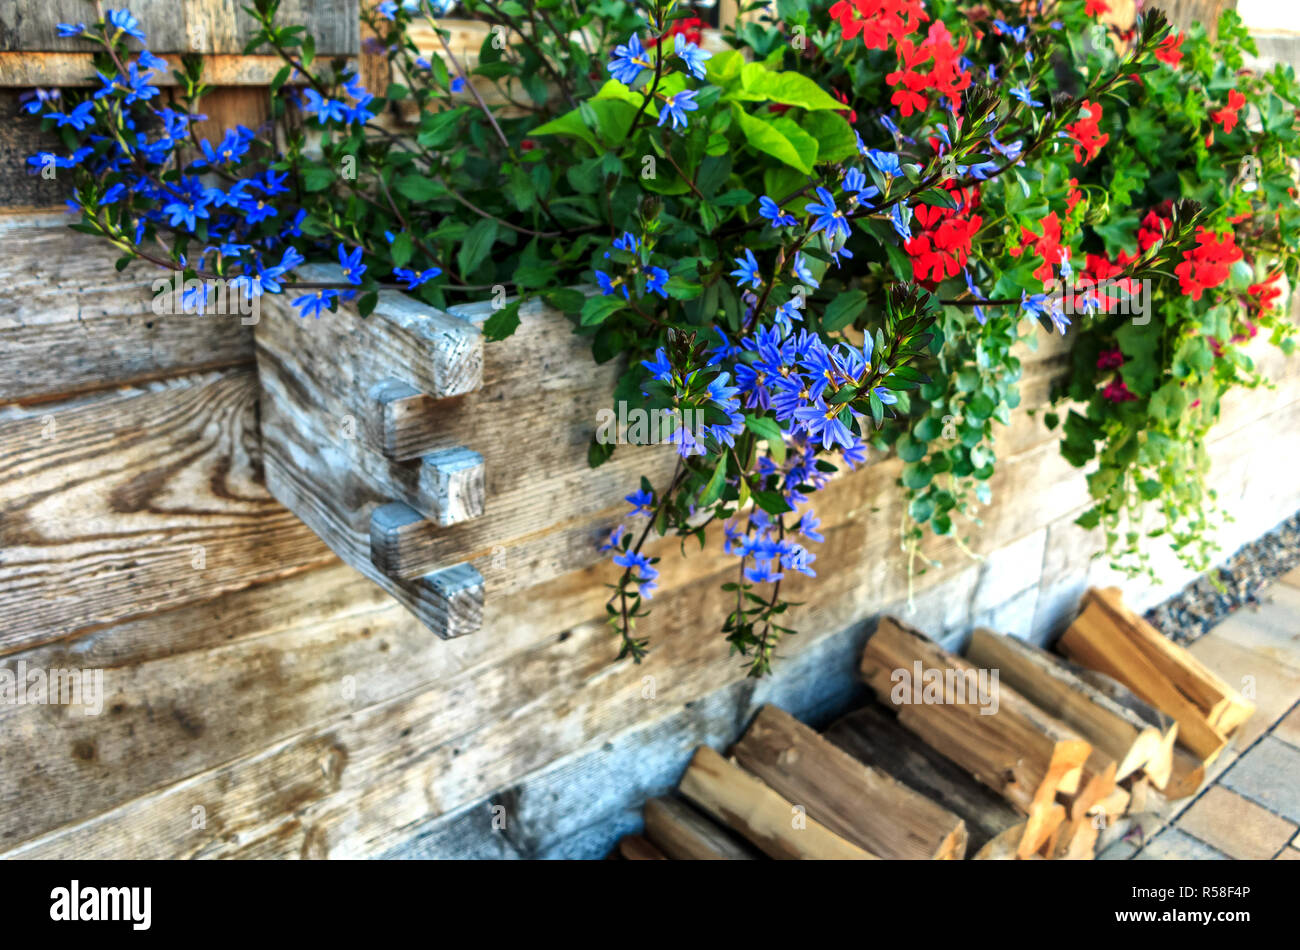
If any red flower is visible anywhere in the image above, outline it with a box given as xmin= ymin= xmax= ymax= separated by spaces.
xmin=1066 ymin=99 xmax=1109 ymax=164
xmin=832 ymin=88 xmax=858 ymax=124
xmin=1248 ymin=273 xmax=1283 ymax=314
xmin=1155 ymin=32 xmax=1184 ymax=68
xmin=1096 ymin=348 xmax=1124 ymax=370
xmin=1175 ymin=227 xmax=1243 ymax=300
xmin=1085 ymin=0 xmax=1111 ymax=16
xmin=903 ymin=183 xmax=982 ymax=284
xmin=1102 ymin=379 xmax=1137 ymax=403
xmin=1136 ymin=203 xmax=1174 ymax=252
xmin=1210 ymin=89 xmax=1246 ymax=134
xmin=1066 ymin=177 xmax=1083 ymax=214
xmin=886 ymin=20 xmax=972 ymax=116
xmin=1008 ymin=211 xmax=1064 ymax=285
xmin=830 ymin=0 xmax=928 ymax=50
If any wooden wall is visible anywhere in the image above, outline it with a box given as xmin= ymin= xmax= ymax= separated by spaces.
xmin=5 ymin=0 xmax=1297 ymax=861
xmin=1 ymin=211 xmax=1297 ymax=859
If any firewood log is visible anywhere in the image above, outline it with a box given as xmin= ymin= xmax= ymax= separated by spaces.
xmin=678 ymin=746 xmax=879 ymax=860
xmin=860 ymin=617 xmax=1092 ymax=858
xmin=617 ymin=834 xmax=667 ymax=860
xmin=731 ymin=705 xmax=968 ymax=859
xmin=642 ymin=797 xmax=759 ymax=860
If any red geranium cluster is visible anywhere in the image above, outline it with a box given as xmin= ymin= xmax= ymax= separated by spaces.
xmin=1077 ymin=250 xmax=1140 ymax=313
xmin=1102 ymin=379 xmax=1138 ymax=403
xmin=1009 ymin=211 xmax=1064 ymax=285
xmin=903 ymin=182 xmax=983 ymax=283
xmin=1085 ymin=0 xmax=1111 ymax=16
xmin=829 ymin=0 xmax=928 ymax=50
xmin=1247 ymin=273 xmax=1283 ymax=315
xmin=887 ymin=20 xmax=972 ymax=116
xmin=1175 ymin=227 xmax=1243 ymax=300
xmin=1065 ymin=99 xmax=1109 ymax=164
xmin=1211 ymin=89 xmax=1246 ymax=134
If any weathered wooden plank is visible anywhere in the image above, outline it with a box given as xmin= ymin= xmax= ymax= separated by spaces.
xmin=0 ymin=215 xmax=255 ymax=402
xmin=0 ymin=53 xmax=324 ymax=86
xmin=0 ymin=369 xmax=333 ymax=654
xmin=0 ymin=0 xmax=358 ymax=54
xmin=642 ymin=797 xmax=760 ymax=860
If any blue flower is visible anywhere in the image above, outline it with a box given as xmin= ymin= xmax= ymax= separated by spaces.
xmin=641 ymin=348 xmax=673 ymax=384
xmin=302 ymin=89 xmax=347 ymax=124
xmin=1022 ymin=291 xmax=1070 ymax=334
xmin=781 ymin=545 xmax=817 ymax=577
xmin=806 ymin=187 xmax=850 ymax=242
xmin=994 ymin=19 xmax=1028 ymax=43
xmin=758 ymin=195 xmax=797 ymax=228
xmin=797 ymin=511 xmax=824 ymax=543
xmin=624 ymin=489 xmax=655 ymax=517
xmin=608 ymin=34 xmax=652 ymax=86
xmin=51 ymin=101 xmax=95 ymax=130
xmin=842 ymin=438 xmax=868 ymax=470
xmin=294 ymin=289 xmax=339 ymax=319
xmin=611 ymin=231 xmax=638 ymax=254
xmin=866 ymin=149 xmax=903 ymax=179
xmin=794 ymin=398 xmax=856 ymax=450
xmin=792 ymin=252 xmax=820 ymax=290
xmin=888 ymin=203 xmax=912 ymax=241
xmin=873 ymin=386 xmax=898 ymax=405
xmin=107 ymin=9 xmax=147 ymax=41
xmin=1010 ymin=84 xmax=1044 ymax=108
xmin=880 ymin=114 xmax=901 ymax=137
xmin=377 ymin=1 xmax=399 ymax=19
xmin=599 ymin=525 xmax=626 ymax=553
xmin=337 ymin=244 xmax=366 ymax=285
xmin=137 ymin=50 xmax=168 ymax=72
xmin=450 ymin=77 xmax=466 ymax=94
xmin=843 ymin=168 xmax=880 ymax=208
xmin=644 ymin=265 xmax=669 ymax=298
xmin=744 ymin=560 xmax=784 ymax=584
xmin=729 ymin=248 xmax=761 ymax=289
xmin=57 ymin=23 xmax=86 ymax=37
xmin=673 ymin=34 xmax=712 ymax=80
xmin=394 ymin=266 xmax=441 ymax=289
xmin=657 ymin=89 xmax=698 ymax=130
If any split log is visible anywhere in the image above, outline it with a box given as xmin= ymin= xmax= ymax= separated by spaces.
xmin=1069 ymin=665 xmax=1179 ymax=790
xmin=677 ymin=747 xmax=879 ymax=860
xmin=731 ymin=705 xmax=968 ymax=859
xmin=1090 ymin=785 xmax=1131 ymax=819
xmin=1060 ymin=603 xmax=1227 ymax=763
xmin=617 ymin=834 xmax=667 ymax=860
xmin=859 ymin=617 xmax=1092 ymax=858
xmin=641 ymin=797 xmax=758 ymax=861
xmin=1051 ymin=817 xmax=1100 ymax=860
xmin=1081 ymin=588 xmax=1255 ymax=735
xmin=971 ymin=815 xmax=1057 ymax=861
xmin=967 ymin=628 xmax=1162 ymax=782
xmin=825 ymin=705 xmax=1023 ymax=857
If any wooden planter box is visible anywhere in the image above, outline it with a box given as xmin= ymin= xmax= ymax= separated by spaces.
xmin=256 ymin=271 xmax=673 ymax=639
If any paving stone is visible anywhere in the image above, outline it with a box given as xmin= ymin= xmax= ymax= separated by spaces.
xmin=1189 ymin=633 xmax=1300 ymax=747
xmin=1220 ymin=737 xmax=1300 ymax=822
xmin=1276 ymin=848 xmax=1300 ymax=860
xmin=1176 ymin=786 xmax=1298 ymax=860
xmin=1281 ymin=564 xmax=1300 ymax=589
xmin=1097 ymin=839 xmax=1140 ymax=860
xmin=1271 ymin=703 xmax=1300 ymax=750
xmin=1134 ymin=828 xmax=1230 ymax=861
xmin=1205 ymin=583 xmax=1300 ymax=673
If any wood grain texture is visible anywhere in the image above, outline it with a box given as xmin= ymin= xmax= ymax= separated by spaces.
xmin=0 ymin=216 xmax=254 ymax=402
xmin=678 ymin=746 xmax=878 ymax=860
xmin=642 ymin=797 xmax=759 ymax=860
xmin=0 ymin=0 xmax=359 ymax=54
xmin=731 ymin=704 xmax=967 ymax=859
xmin=0 ymin=369 xmax=332 ymax=655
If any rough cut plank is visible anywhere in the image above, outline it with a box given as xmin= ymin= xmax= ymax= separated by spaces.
xmin=859 ymin=617 xmax=1092 ymax=857
xmin=616 ymin=835 xmax=667 ymax=860
xmin=0 ymin=369 xmax=332 ymax=655
xmin=825 ymin=704 xmax=1024 ymax=857
xmin=0 ymin=0 xmax=358 ymax=54
xmin=1060 ymin=603 xmax=1228 ymax=763
xmin=966 ymin=628 xmax=1159 ymax=782
xmin=642 ymin=797 xmax=759 ymax=860
xmin=678 ymin=747 xmax=878 ymax=860
xmin=731 ymin=704 xmax=967 ymax=859
xmin=0 ymin=215 xmax=254 ymax=402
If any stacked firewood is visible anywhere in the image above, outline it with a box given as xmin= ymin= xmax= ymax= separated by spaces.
xmin=612 ymin=587 xmax=1254 ymax=860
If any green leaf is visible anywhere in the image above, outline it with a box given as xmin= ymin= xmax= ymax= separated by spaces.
xmin=699 ymin=453 xmax=728 ymax=507
xmin=303 ymin=165 xmax=334 ymax=192
xmin=822 ymin=289 xmax=869 ymax=331
xmin=733 ymin=106 xmax=815 ymax=174
xmin=457 ymin=218 xmax=498 ymax=279
xmin=390 ymin=231 xmax=413 ymax=268
xmin=395 ymin=174 xmax=445 ymax=202
xmin=802 ymin=111 xmax=858 ymax=162
xmin=482 ymin=300 xmax=522 ymax=341
xmin=745 ymin=415 xmax=787 ymax=464
xmin=580 ymin=294 xmax=626 ymax=327
xmin=737 ymin=63 xmax=845 ymax=111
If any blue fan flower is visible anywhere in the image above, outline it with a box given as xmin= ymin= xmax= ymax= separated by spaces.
xmin=657 ymin=89 xmax=698 ymax=130
xmin=608 ymin=34 xmax=652 ymax=86
xmin=729 ymin=248 xmax=761 ymax=289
